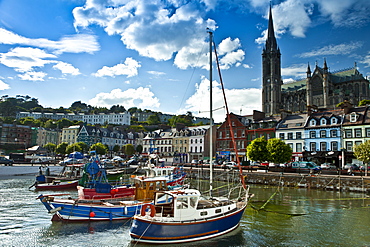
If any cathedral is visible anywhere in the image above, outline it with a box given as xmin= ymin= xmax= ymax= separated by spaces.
xmin=262 ymin=6 xmax=370 ymax=116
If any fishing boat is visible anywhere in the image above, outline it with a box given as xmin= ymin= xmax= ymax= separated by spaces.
xmin=35 ymin=180 xmax=79 ymax=190
xmin=37 ymin=175 xmax=168 ymax=222
xmin=129 ymin=30 xmax=250 ymax=244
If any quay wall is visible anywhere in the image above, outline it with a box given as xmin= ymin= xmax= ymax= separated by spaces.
xmin=184 ymin=168 xmax=370 ymax=193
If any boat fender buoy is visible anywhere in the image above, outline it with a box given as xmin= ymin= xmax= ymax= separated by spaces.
xmin=89 ymin=211 xmax=96 ymax=217
xmin=140 ymin=204 xmax=156 ymax=217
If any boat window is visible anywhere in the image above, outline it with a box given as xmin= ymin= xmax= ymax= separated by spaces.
xmin=200 ymin=211 xmax=207 ymax=216
xmin=215 ymin=209 xmax=221 ymax=213
xmin=176 ymin=197 xmax=188 ymax=209
xmin=189 ymin=197 xmax=197 ymax=208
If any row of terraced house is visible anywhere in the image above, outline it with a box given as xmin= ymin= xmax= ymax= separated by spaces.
xmin=3 ymin=101 xmax=370 ymax=167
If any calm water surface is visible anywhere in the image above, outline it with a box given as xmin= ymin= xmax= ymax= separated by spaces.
xmin=0 ymin=176 xmax=369 ymax=247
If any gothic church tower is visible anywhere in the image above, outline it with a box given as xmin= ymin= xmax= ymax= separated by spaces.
xmin=262 ymin=6 xmax=282 ymax=116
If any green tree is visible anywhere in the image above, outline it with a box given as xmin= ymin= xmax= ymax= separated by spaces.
xmin=147 ymin=113 xmax=161 ymax=125
xmin=66 ymin=143 xmax=82 ymax=154
xmin=354 ymin=140 xmax=370 ymax=176
xmin=123 ymin=144 xmax=135 ymax=157
xmin=136 ymin=144 xmax=143 ymax=154
xmin=90 ymin=142 xmax=108 ymax=155
xmin=358 ymin=99 xmax=370 ymax=106
xmin=76 ymin=142 xmax=89 ymax=153
xmin=246 ymin=137 xmax=270 ymax=162
xmin=113 ymin=145 xmax=120 ymax=153
xmin=44 ymin=143 xmax=56 ymax=153
xmin=266 ymin=138 xmax=292 ymax=164
xmin=56 ymin=142 xmax=69 ymax=156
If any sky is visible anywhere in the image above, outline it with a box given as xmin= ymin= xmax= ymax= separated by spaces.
xmin=0 ymin=0 xmax=370 ymax=123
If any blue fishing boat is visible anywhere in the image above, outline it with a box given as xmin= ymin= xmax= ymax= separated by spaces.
xmin=38 ymin=176 xmax=168 ymax=221
xmin=38 ymin=152 xmax=170 ymax=221
xmin=129 ymin=30 xmax=251 ymax=244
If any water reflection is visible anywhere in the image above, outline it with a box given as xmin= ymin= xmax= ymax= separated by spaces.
xmin=1 ymin=178 xmax=370 ymax=246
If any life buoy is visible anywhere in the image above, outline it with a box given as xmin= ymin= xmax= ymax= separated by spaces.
xmin=140 ymin=204 xmax=156 ymax=217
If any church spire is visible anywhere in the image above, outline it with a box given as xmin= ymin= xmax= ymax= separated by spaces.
xmin=266 ymin=4 xmax=278 ymax=51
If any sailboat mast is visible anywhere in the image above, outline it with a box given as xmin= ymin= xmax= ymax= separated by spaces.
xmin=208 ymin=30 xmax=213 ymax=197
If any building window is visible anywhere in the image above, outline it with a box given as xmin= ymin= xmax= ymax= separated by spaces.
xmin=287 ymin=133 xmax=293 ymax=140
xmin=331 ymin=117 xmax=337 ymax=124
xmin=330 ymin=130 xmax=337 ymax=137
xmin=320 ymin=130 xmax=326 ymax=138
xmin=310 ymin=131 xmax=316 ymax=138
xmin=279 ymin=133 xmax=284 ymax=140
xmin=366 ymin=128 xmax=370 ymax=137
xmin=355 ymin=141 xmax=362 ymax=147
xmin=345 ymin=141 xmax=353 ymax=151
xmin=320 ymin=142 xmax=327 ymax=151
xmin=288 ymin=143 xmax=293 ymax=151
xmin=344 ymin=129 xmax=352 ymax=138
xmin=350 ymin=113 xmax=358 ymax=123
xmin=331 ymin=141 xmax=338 ymax=151
xmin=310 ymin=119 xmax=316 ymax=126
xmin=310 ymin=142 xmax=316 ymax=151
xmin=354 ymin=128 xmax=362 ymax=138
xmin=296 ymin=132 xmax=302 ymax=139
xmin=320 ymin=118 xmax=327 ymax=125
xmin=296 ymin=143 xmax=302 ymax=152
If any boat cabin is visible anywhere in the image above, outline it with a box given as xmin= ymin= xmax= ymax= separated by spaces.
xmin=133 ymin=177 xmax=168 ymax=201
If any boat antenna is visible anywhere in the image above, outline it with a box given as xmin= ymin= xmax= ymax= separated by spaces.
xmin=213 ymin=39 xmax=246 ymax=189
xmin=208 ymin=28 xmax=214 ymax=198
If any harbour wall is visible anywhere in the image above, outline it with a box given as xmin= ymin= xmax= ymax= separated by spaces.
xmin=184 ymin=168 xmax=370 ymax=193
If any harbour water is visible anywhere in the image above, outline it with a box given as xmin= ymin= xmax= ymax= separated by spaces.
xmin=1 ymin=175 xmax=370 ymax=246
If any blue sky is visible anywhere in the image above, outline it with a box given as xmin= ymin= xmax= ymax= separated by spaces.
xmin=0 ymin=0 xmax=370 ymax=122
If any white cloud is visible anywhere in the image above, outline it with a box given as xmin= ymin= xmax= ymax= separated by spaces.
xmin=0 ymin=28 xmax=99 ymax=54
xmin=73 ymin=1 xmax=242 ymax=70
xmin=53 ymin=62 xmax=81 ymax=75
xmin=18 ymin=71 xmax=47 ymax=81
xmin=254 ymin=0 xmax=370 ymax=45
xmin=93 ymin=57 xmax=141 ymax=78
xmin=299 ymin=42 xmax=363 ymax=58
xmin=317 ymin=0 xmax=370 ymax=27
xmin=360 ymin=52 xmax=370 ymax=68
xmin=0 ymin=47 xmax=56 ymax=72
xmin=180 ymin=76 xmax=261 ymax=122
xmin=88 ymin=87 xmax=160 ymax=109
xmin=147 ymin=71 xmax=165 ymax=76
xmin=282 ymin=63 xmax=308 ymax=78
xmin=0 ymin=80 xmax=10 ymax=90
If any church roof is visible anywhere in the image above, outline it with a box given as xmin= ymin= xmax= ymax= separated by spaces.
xmin=281 ymin=66 xmax=366 ymax=93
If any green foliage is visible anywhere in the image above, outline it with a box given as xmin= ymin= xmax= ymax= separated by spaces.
xmin=76 ymin=142 xmax=89 ymax=153
xmin=168 ymin=114 xmax=193 ymax=126
xmin=147 ymin=113 xmax=161 ymax=125
xmin=89 ymin=142 xmax=108 ymax=155
xmin=266 ymin=138 xmax=292 ymax=164
xmin=43 ymin=143 xmax=56 ymax=153
xmin=113 ymin=145 xmax=120 ymax=152
xmin=66 ymin=143 xmax=82 ymax=154
xmin=136 ymin=144 xmax=143 ymax=154
xmin=358 ymin=100 xmax=370 ymax=106
xmin=246 ymin=137 xmax=270 ymax=162
xmin=56 ymin=142 xmax=69 ymax=155
xmin=122 ymin=144 xmax=135 ymax=157
xmin=354 ymin=140 xmax=370 ymax=164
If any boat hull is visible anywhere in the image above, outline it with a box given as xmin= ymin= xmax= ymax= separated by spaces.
xmin=130 ymin=205 xmax=246 ymax=244
xmin=39 ymin=196 xmax=145 ymax=221
xmin=35 ymin=180 xmax=79 ymax=190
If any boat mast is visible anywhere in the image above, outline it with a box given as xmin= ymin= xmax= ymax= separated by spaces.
xmin=208 ymin=30 xmax=213 ymax=197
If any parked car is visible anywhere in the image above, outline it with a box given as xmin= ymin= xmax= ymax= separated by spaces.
xmin=0 ymin=156 xmax=14 ymax=166
xmin=222 ymin=161 xmax=237 ymax=169
xmin=320 ymin=163 xmax=336 ymax=170
xmin=291 ymin=161 xmax=321 ymax=171
xmin=344 ymin=164 xmax=360 ymax=170
xmin=58 ymin=158 xmax=84 ymax=166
